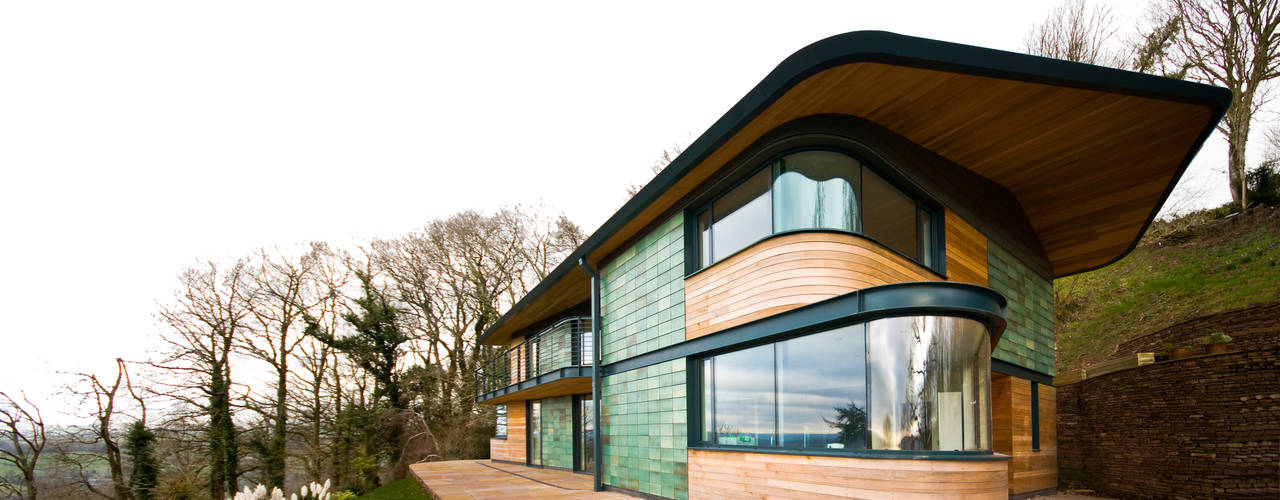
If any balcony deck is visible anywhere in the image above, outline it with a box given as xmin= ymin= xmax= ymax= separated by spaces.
xmin=475 ymin=316 xmax=593 ymax=403
xmin=411 ymin=460 xmax=628 ymax=499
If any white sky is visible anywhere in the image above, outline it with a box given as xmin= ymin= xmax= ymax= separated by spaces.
xmin=0 ymin=1 xmax=1258 ymax=421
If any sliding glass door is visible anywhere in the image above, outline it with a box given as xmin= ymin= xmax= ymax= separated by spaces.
xmin=577 ymin=395 xmax=594 ymax=473
xmin=527 ymin=400 xmax=542 ymax=466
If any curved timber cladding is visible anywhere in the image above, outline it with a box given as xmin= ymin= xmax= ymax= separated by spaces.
xmin=687 ymin=449 xmax=1008 ymax=499
xmin=684 ymin=231 xmax=939 ymax=340
xmin=685 ymin=211 xmax=989 ymax=340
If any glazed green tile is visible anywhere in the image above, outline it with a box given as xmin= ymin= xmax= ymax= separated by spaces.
xmin=988 ymin=243 xmax=1055 ymax=376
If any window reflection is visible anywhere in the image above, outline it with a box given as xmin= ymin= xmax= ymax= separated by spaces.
xmin=698 ymin=316 xmax=992 ymax=454
xmin=711 ymin=168 xmax=771 ymax=261
xmin=867 ymin=316 xmax=991 ymax=451
xmin=777 ymin=324 xmax=867 ymax=450
xmin=772 ymin=151 xmax=860 ymax=233
xmin=712 ymin=344 xmax=775 ymax=446
xmin=862 ymin=169 xmax=919 ymax=260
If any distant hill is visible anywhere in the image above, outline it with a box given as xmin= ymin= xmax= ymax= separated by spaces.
xmin=1054 ymin=205 xmax=1280 ymax=372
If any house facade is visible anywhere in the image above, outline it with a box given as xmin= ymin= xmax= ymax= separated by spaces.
xmin=472 ymin=31 xmax=1229 ymax=499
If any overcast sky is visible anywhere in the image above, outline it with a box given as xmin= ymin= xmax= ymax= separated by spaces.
xmin=0 ymin=1 xmax=1252 ymax=420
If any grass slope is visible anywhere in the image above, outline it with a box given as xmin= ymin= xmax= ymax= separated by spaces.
xmin=356 ymin=478 xmax=432 ymax=500
xmin=1054 ymin=206 xmax=1280 ymax=372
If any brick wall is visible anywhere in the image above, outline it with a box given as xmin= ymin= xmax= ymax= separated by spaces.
xmin=1110 ymin=301 xmax=1280 ymax=360
xmin=600 ymin=215 xmax=686 ymax=364
xmin=601 ymin=358 xmax=689 ymax=499
xmin=988 ymin=243 xmax=1055 ymax=376
xmin=1058 ymin=347 xmax=1279 ymax=498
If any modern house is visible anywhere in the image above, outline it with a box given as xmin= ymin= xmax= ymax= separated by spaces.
xmin=469 ymin=31 xmax=1229 ymax=499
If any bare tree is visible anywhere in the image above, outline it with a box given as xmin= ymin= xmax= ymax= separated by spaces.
xmin=241 ymin=244 xmax=326 ymax=488
xmin=1025 ymin=0 xmax=1124 ymax=66
xmin=154 ymin=261 xmax=252 ymax=500
xmin=1154 ymin=0 xmax=1280 ymax=209
xmin=626 ymin=143 xmax=686 ymax=198
xmin=0 ymin=391 xmax=46 ymax=500
xmin=64 ymin=359 xmax=138 ymax=499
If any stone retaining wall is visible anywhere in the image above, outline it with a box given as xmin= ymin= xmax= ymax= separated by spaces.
xmin=1058 ymin=347 xmax=1279 ymax=498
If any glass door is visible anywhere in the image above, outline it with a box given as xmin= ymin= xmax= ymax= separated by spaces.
xmin=577 ymin=395 xmax=594 ymax=473
xmin=528 ymin=400 xmax=542 ymax=466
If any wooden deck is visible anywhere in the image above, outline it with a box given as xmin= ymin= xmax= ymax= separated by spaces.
xmin=410 ymin=460 xmax=631 ymax=500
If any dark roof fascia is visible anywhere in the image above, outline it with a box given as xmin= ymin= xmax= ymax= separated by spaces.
xmin=479 ymin=30 xmax=1232 ymax=345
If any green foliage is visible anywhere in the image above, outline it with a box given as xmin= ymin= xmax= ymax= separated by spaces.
xmin=1248 ymin=162 xmax=1280 ymax=206
xmin=354 ymin=478 xmax=430 ymax=500
xmin=306 ymin=271 xmax=410 ymax=410
xmin=1056 ymin=207 xmax=1280 ymax=371
xmin=332 ymin=403 xmax=383 ymax=493
xmin=125 ymin=421 xmax=160 ymax=500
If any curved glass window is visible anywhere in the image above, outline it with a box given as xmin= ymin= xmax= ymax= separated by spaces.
xmin=694 ymin=149 xmax=939 ymax=270
xmin=696 ymin=316 xmax=991 ymax=454
xmin=867 ymin=316 xmax=991 ymax=451
xmin=772 ymin=150 xmax=860 ymax=233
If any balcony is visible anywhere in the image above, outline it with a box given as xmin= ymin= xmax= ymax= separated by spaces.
xmin=474 ymin=316 xmax=593 ymax=403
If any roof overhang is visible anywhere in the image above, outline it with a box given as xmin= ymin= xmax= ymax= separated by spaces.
xmin=480 ymin=30 xmax=1230 ymax=346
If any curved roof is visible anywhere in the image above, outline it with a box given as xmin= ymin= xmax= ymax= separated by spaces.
xmin=480 ymin=30 xmax=1231 ymax=346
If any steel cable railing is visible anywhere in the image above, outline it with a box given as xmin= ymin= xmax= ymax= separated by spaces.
xmin=475 ymin=316 xmax=592 ymax=397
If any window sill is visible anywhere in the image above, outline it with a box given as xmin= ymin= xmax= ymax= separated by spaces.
xmin=687 ymin=445 xmax=1008 ymax=461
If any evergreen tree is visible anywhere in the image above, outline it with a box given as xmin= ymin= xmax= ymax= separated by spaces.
xmin=125 ymin=421 xmax=159 ymax=500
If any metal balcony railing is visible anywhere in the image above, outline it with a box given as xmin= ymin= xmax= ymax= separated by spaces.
xmin=475 ymin=316 xmax=593 ymax=397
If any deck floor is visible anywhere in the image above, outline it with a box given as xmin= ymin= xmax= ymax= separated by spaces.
xmin=410 ymin=460 xmax=631 ymax=499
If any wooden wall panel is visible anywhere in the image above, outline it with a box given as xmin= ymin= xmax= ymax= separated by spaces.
xmin=489 ymin=401 xmax=526 ymax=463
xmin=945 ymin=210 xmax=989 ymax=286
xmin=684 ymin=232 xmax=940 ymax=340
xmin=991 ymin=373 xmax=1058 ymax=495
xmin=688 ymin=449 xmax=1007 ymax=499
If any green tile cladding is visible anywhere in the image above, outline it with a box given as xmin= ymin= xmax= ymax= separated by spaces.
xmin=541 ymin=396 xmax=574 ymax=469
xmin=988 ymin=243 xmax=1055 ymax=376
xmin=601 ymin=359 xmax=688 ymax=500
xmin=600 ymin=214 xmax=685 ymax=365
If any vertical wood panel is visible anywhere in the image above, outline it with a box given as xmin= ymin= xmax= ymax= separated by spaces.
xmin=991 ymin=374 xmax=1058 ymax=495
xmin=490 ymin=401 xmax=527 ymax=463
xmin=945 ymin=210 xmax=989 ymax=286
xmin=688 ymin=449 xmax=1007 ymax=499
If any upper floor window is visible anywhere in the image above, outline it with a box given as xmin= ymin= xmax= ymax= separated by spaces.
xmin=693 ymin=149 xmax=939 ymax=271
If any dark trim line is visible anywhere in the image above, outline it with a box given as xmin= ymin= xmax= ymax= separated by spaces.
xmin=480 ymin=30 xmax=1231 ymax=345
xmin=992 ymin=359 xmax=1054 ymax=386
xmin=1031 ymin=381 xmax=1041 ymax=451
xmin=579 ymin=258 xmax=604 ymax=492
xmin=473 ymin=366 xmax=592 ymax=404
xmin=688 ymin=446 xmax=1010 ymax=462
xmin=476 ymin=461 xmax=579 ymax=490
xmin=603 ymin=281 xmax=1007 ymax=377
xmin=1011 ymin=488 xmax=1059 ymax=500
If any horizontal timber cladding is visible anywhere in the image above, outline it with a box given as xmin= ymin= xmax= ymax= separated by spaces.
xmin=945 ymin=210 xmax=988 ymax=286
xmin=600 ymin=214 xmax=687 ymax=365
xmin=601 ymin=359 xmax=689 ymax=500
xmin=490 ymin=401 xmax=526 ymax=463
xmin=542 ymin=395 xmax=575 ymax=469
xmin=988 ymin=243 xmax=1055 ymax=375
xmin=992 ymin=374 xmax=1058 ymax=495
xmin=684 ymin=231 xmax=944 ymax=340
xmin=687 ymin=449 xmax=1008 ymax=499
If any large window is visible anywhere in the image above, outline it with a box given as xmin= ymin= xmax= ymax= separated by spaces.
xmin=694 ymin=149 xmax=939 ymax=270
xmin=696 ymin=316 xmax=991 ymax=453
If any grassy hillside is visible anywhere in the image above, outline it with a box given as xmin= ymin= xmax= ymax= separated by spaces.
xmin=1054 ymin=206 xmax=1280 ymax=372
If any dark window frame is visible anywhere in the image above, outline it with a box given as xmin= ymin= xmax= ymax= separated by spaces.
xmin=684 ymin=146 xmax=945 ymax=276
xmin=495 ymin=403 xmax=508 ymax=440
xmin=1031 ymin=382 xmax=1041 ymax=451
xmin=688 ymin=315 xmax=995 ymax=458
